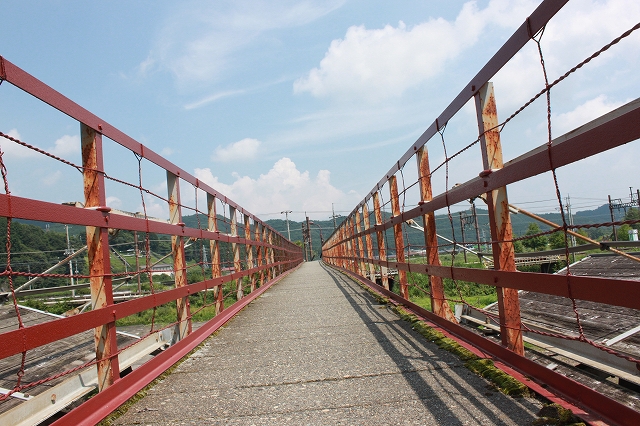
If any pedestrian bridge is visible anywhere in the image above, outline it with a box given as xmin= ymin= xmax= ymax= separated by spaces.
xmin=109 ymin=262 xmax=542 ymax=425
xmin=2 ymin=1 xmax=640 ymax=424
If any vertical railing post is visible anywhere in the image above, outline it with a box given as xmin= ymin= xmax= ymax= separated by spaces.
xmin=244 ymin=215 xmax=256 ymax=292
xmin=373 ymin=191 xmax=389 ymax=289
xmin=167 ymin=172 xmax=191 ymax=339
xmin=268 ymin=229 xmax=276 ymax=279
xmin=389 ymin=175 xmax=408 ymax=299
xmin=275 ymin=233 xmax=283 ymax=276
xmin=355 ymin=210 xmax=366 ymax=277
xmin=262 ymin=225 xmax=270 ymax=279
xmin=81 ymin=123 xmax=119 ymax=391
xmin=341 ymin=225 xmax=348 ymax=270
xmin=417 ymin=147 xmax=457 ymax=322
xmin=207 ymin=194 xmax=224 ymax=314
xmin=229 ymin=206 xmax=243 ymax=300
xmin=255 ymin=222 xmax=264 ymax=287
xmin=475 ymin=82 xmax=524 ymax=355
xmin=362 ymin=204 xmax=376 ymax=281
xmin=345 ymin=218 xmax=355 ymax=273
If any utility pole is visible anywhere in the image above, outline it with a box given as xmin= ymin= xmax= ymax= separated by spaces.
xmin=471 ymin=202 xmax=482 ymax=261
xmin=459 ymin=212 xmax=467 ymax=263
xmin=281 ymin=210 xmax=292 ymax=241
xmin=202 ymin=244 xmax=209 ymax=270
xmin=306 ymin=215 xmax=313 ymax=260
xmin=134 ymin=231 xmax=141 ymax=294
xmin=331 ymin=203 xmax=338 ymax=230
xmin=301 ymin=223 xmax=307 ymax=261
xmin=65 ymin=225 xmax=75 ymax=291
xmin=608 ymin=194 xmax=617 ymax=241
xmin=565 ymin=195 xmax=576 ymax=263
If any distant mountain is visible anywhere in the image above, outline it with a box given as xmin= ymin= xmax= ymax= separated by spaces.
xmin=13 ymin=202 xmax=621 ymax=257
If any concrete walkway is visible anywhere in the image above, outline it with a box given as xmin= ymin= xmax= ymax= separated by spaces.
xmin=114 ymin=262 xmax=542 ymax=425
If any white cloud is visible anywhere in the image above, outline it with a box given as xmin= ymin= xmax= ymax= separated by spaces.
xmin=294 ymin=0 xmax=537 ymax=101
xmin=195 ymin=157 xmax=359 ymax=219
xmin=160 ymin=147 xmax=175 ymax=156
xmin=142 ymin=0 xmax=345 ymax=87
xmin=139 ymin=199 xmax=168 ymax=219
xmin=1 ymin=130 xmax=80 ymax=160
xmin=553 ymin=95 xmax=626 ymax=135
xmin=50 ymin=135 xmax=80 ymax=157
xmin=494 ymin=0 xmax=640 ymax=110
xmin=106 ymin=196 xmax=123 ymax=209
xmin=0 ymin=129 xmax=37 ymax=158
xmin=213 ymin=138 xmax=261 ymax=162
xmin=184 ymin=88 xmax=247 ymax=110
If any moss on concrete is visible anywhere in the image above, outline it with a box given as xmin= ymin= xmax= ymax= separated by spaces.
xmin=533 ymin=403 xmax=586 ymax=425
xmin=392 ymin=305 xmax=530 ymax=397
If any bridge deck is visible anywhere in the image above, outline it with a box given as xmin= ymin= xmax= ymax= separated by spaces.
xmin=113 ymin=262 xmax=542 ymax=425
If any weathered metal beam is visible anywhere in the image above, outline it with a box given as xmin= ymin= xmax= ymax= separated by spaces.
xmin=229 ymin=206 xmax=243 ymax=300
xmin=81 ymin=123 xmax=119 ymax=391
xmin=416 ymin=147 xmax=457 ymax=323
xmin=255 ymin=221 xmax=264 ymax=287
xmin=0 ymin=193 xmax=292 ymax=250
xmin=207 ymin=194 xmax=224 ymax=315
xmin=244 ymin=215 xmax=256 ymax=292
xmin=373 ymin=191 xmax=389 ymax=289
xmin=354 ymin=210 xmax=367 ymax=277
xmin=389 ymin=176 xmax=408 ymax=299
xmin=167 ymin=172 xmax=191 ymax=340
xmin=361 ymin=204 xmax=376 ymax=282
xmin=477 ymin=82 xmax=523 ymax=355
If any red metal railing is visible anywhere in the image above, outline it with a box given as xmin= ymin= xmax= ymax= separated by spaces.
xmin=322 ymin=1 xmax=640 ymax=424
xmin=0 ymin=56 xmax=302 ymax=424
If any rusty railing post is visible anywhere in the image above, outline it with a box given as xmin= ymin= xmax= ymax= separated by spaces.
xmin=340 ymin=223 xmax=351 ymax=270
xmin=263 ymin=225 xmax=271 ymax=280
xmin=244 ymin=215 xmax=256 ymax=292
xmin=417 ymin=147 xmax=457 ymax=322
xmin=207 ymin=194 xmax=223 ymax=314
xmin=268 ymin=229 xmax=276 ymax=279
xmin=255 ymin=221 xmax=264 ymax=287
xmin=229 ymin=206 xmax=243 ymax=300
xmin=81 ymin=123 xmax=120 ymax=391
xmin=362 ymin=204 xmax=376 ymax=281
xmin=345 ymin=217 xmax=355 ymax=273
xmin=475 ymin=82 xmax=524 ymax=355
xmin=389 ymin=175 xmax=408 ymax=299
xmin=167 ymin=172 xmax=191 ymax=339
xmin=355 ymin=210 xmax=366 ymax=277
xmin=373 ymin=191 xmax=389 ymax=289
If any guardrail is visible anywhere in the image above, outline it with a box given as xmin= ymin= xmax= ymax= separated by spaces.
xmin=0 ymin=56 xmax=302 ymax=425
xmin=322 ymin=1 xmax=640 ymax=424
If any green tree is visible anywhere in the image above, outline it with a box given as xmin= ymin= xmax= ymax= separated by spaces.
xmin=575 ymin=229 xmax=589 ymax=245
xmin=617 ymin=224 xmax=632 ymax=241
xmin=522 ymin=223 xmax=548 ymax=252
xmin=513 ymin=239 xmax=524 ymax=253
xmin=548 ymin=231 xmax=566 ymax=249
xmin=625 ymin=208 xmax=640 ymax=227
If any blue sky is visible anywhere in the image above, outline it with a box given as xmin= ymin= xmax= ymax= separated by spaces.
xmin=1 ymin=0 xmax=640 ymax=222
